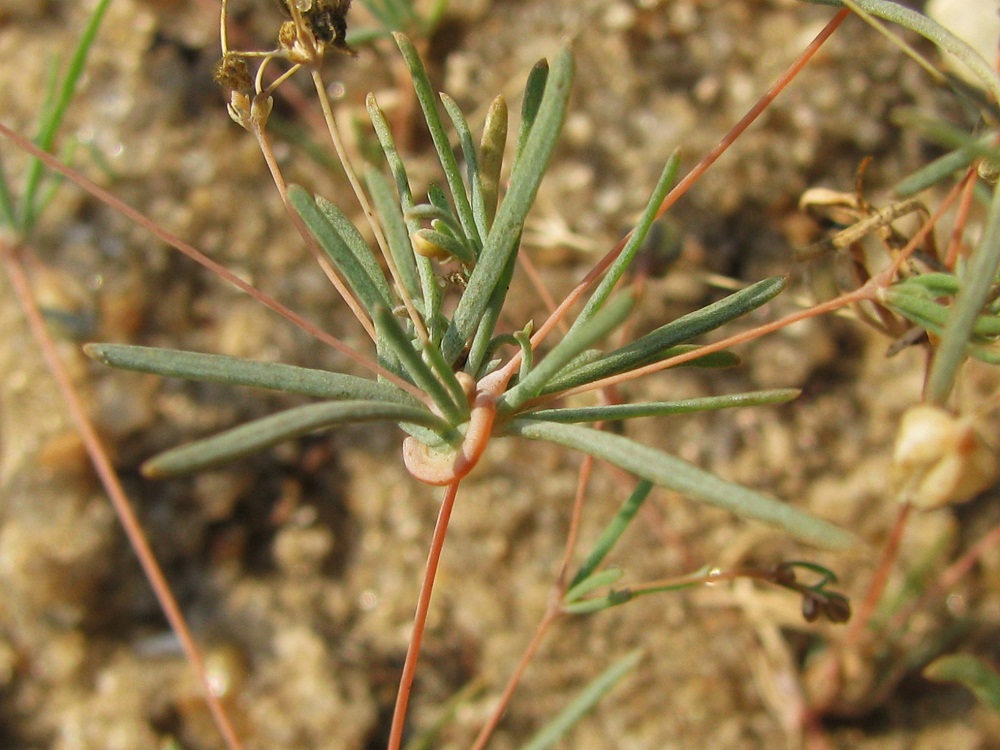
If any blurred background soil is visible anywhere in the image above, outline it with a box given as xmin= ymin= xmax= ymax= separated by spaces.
xmin=2 ymin=0 xmax=1000 ymax=748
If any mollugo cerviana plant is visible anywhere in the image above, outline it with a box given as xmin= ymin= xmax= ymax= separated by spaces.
xmin=0 ymin=1 xmax=884 ymax=748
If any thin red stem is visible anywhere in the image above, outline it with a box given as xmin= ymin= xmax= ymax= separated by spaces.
xmin=470 ymin=457 xmax=595 ymax=746
xmin=885 ymin=517 xmax=1000 ymax=635
xmin=1 ymin=241 xmax=244 ymax=750
xmin=252 ymin=121 xmax=378 ymax=342
xmin=0 ymin=121 xmax=425 ymax=402
xmin=506 ymin=7 xmax=852 ymax=375
xmin=845 ymin=502 xmax=912 ymax=645
xmin=469 ymin=607 xmax=562 ymax=750
xmin=387 ymin=480 xmax=461 ymax=750
xmin=554 ymin=282 xmax=875 ymax=400
xmin=943 ymin=168 xmax=978 ymax=269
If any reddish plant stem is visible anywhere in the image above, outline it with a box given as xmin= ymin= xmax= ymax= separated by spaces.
xmin=943 ymin=168 xmax=979 ymax=269
xmin=518 ymin=250 xmax=569 ymax=335
xmin=252 ymin=121 xmax=378 ymax=342
xmin=470 ymin=607 xmax=562 ymax=750
xmin=515 ymin=8 xmax=852 ymax=367
xmin=472 ymin=457 xmax=597 ymax=748
xmin=556 ymin=281 xmax=875 ymax=399
xmin=886 ymin=517 xmax=1000 ymax=636
xmin=387 ymin=480 xmax=462 ymax=750
xmin=0 ymin=121 xmax=425 ymax=401
xmin=846 ymin=502 xmax=912 ymax=645
xmin=1 ymin=241 xmax=245 ymax=750
xmin=556 ymin=454 xmax=597 ymax=587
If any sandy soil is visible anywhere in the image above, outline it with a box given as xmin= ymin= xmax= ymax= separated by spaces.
xmin=2 ymin=0 xmax=1000 ymax=748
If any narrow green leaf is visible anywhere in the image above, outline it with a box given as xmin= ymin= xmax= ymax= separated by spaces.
xmin=83 ymin=343 xmax=419 ymax=404
xmin=366 ymin=95 xmax=442 ymax=338
xmin=365 ymin=167 xmax=422 ymax=301
xmin=440 ymin=93 xmax=486 ymax=246
xmin=886 ymin=288 xmax=1000 ymax=337
xmin=394 ymin=32 xmax=479 ymax=246
xmin=968 ymin=341 xmax=1000 ymax=365
xmin=564 ymin=568 xmax=625 ymax=604
xmin=561 ymin=589 xmax=634 ymax=615
xmin=927 ymin=182 xmax=1000 ymax=404
xmin=571 ymin=151 xmax=681 ymax=329
xmin=22 ymin=0 xmax=112 ymax=232
xmin=315 ymin=195 xmax=394 ymax=298
xmin=506 ymin=420 xmax=855 ymax=549
xmin=545 ymin=276 xmax=787 ymax=393
xmin=520 ymin=651 xmax=642 ymax=750
xmin=500 ymin=292 xmax=634 ymax=412
xmin=894 ymin=144 xmax=979 ymax=197
xmin=464 ymin=251 xmax=518 ymax=377
xmin=563 ymin=570 xmax=714 ymax=614
xmin=897 ymin=273 xmax=962 ymax=297
xmin=374 ymin=306 xmax=468 ymax=424
xmin=288 ymin=185 xmax=393 ymax=315
xmin=570 ymin=481 xmax=652 ymax=589
xmin=143 ymin=400 xmax=444 ymax=478
xmin=515 ymin=59 xmax=550 ymax=165
xmin=531 ymin=389 xmax=801 ymax=424
xmin=443 ymin=47 xmax=575 ymax=363
xmin=924 ymin=654 xmax=1000 ymax=714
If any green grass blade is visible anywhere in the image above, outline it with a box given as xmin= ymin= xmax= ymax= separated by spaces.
xmin=143 ymin=400 xmax=444 ymax=478
xmin=440 ymin=93 xmax=486 ymax=246
xmin=443 ymin=46 xmax=574 ymax=363
xmin=545 ymin=276 xmax=787 ymax=393
xmin=22 ymin=0 xmax=112 ymax=232
xmin=500 ymin=292 xmax=634 ymax=412
xmin=366 ymin=167 xmax=422 ymax=301
xmin=924 ymin=654 xmax=1000 ymax=714
xmin=528 ymin=389 xmax=800 ymax=423
xmin=83 ymin=343 xmax=417 ymax=404
xmin=374 ymin=306 xmax=468 ymax=424
xmin=570 ymin=480 xmax=652 ymax=589
xmin=926 ymin=182 xmax=1000 ymax=404
xmin=394 ymin=33 xmax=479 ymax=247
xmin=571 ymin=151 xmax=681 ymax=329
xmin=507 ymin=420 xmax=855 ymax=549
xmin=520 ymin=651 xmax=642 ymax=750
xmin=288 ymin=185 xmax=393 ymax=315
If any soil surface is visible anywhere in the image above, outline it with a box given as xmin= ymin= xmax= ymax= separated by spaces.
xmin=2 ymin=1 xmax=1000 ymax=749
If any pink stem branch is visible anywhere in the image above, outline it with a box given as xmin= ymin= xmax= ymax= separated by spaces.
xmin=387 ymin=480 xmax=462 ymax=750
xmin=1 ymin=240 xmax=245 ymax=750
